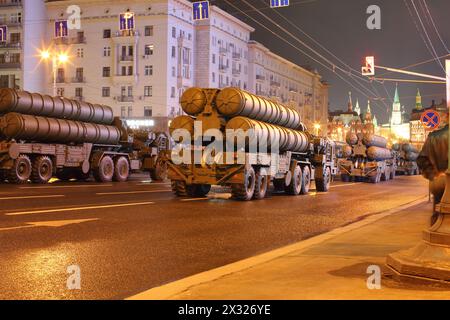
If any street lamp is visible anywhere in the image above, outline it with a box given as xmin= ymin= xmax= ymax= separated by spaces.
xmin=39 ymin=49 xmax=70 ymax=96
xmin=313 ymin=123 xmax=321 ymax=136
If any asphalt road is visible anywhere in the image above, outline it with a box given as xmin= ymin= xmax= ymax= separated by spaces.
xmin=0 ymin=174 xmax=428 ymax=300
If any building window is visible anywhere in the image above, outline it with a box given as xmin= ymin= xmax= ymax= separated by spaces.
xmin=172 ymin=66 xmax=176 ymax=77
xmin=102 ymin=67 xmax=110 ymax=77
xmin=121 ymin=66 xmax=126 ymax=76
xmin=144 ymin=86 xmax=153 ymax=97
xmin=145 ymin=26 xmax=154 ymax=36
xmin=57 ymin=88 xmax=65 ymax=97
xmin=128 ymin=66 xmax=133 ymax=76
xmin=171 ymin=86 xmax=175 ymax=98
xmin=77 ymin=48 xmax=84 ymax=58
xmin=103 ymin=29 xmax=111 ymax=38
xmin=171 ymin=46 xmax=176 ymax=58
xmin=172 ymin=27 xmax=176 ymax=38
xmin=212 ymin=72 xmax=215 ymax=83
xmin=145 ymin=65 xmax=153 ymax=76
xmin=144 ymin=107 xmax=152 ymax=117
xmin=145 ymin=45 xmax=154 ymax=56
xmin=75 ymin=87 xmax=83 ymax=98
xmin=102 ymin=87 xmax=110 ymax=97
xmin=121 ymin=106 xmax=126 ymax=118
xmin=128 ymin=106 xmax=133 ymax=117
xmin=212 ymin=54 xmax=216 ymax=64
xmin=103 ymin=46 xmax=111 ymax=57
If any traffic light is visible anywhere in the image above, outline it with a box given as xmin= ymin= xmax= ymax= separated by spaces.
xmin=362 ymin=56 xmax=375 ymax=76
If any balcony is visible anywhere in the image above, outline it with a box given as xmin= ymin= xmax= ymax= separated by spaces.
xmin=256 ymin=74 xmax=266 ymax=81
xmin=0 ymin=1 xmax=22 ymax=7
xmin=71 ymin=76 xmax=85 ymax=83
xmin=71 ymin=36 xmax=86 ymax=44
xmin=232 ymin=52 xmax=241 ymax=60
xmin=270 ymin=80 xmax=281 ymax=87
xmin=55 ymin=77 xmax=66 ymax=84
xmin=0 ymin=62 xmax=21 ymax=69
xmin=54 ymin=37 xmax=86 ymax=46
xmin=120 ymin=55 xmax=134 ymax=62
xmin=0 ymin=42 xmax=21 ymax=49
xmin=116 ymin=95 xmax=134 ymax=102
xmin=219 ymin=65 xmax=228 ymax=72
xmin=114 ymin=30 xmax=139 ymax=38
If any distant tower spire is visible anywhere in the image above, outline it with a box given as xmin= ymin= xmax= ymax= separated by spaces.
xmin=415 ymin=88 xmax=423 ymax=110
xmin=347 ymin=91 xmax=353 ymax=112
xmin=391 ymin=83 xmax=402 ymax=126
xmin=365 ymin=100 xmax=373 ymax=122
xmin=354 ymin=99 xmax=361 ymax=116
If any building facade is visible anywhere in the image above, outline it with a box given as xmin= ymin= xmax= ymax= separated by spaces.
xmin=0 ymin=0 xmax=46 ymax=92
xmin=3 ymin=0 xmax=329 ymax=133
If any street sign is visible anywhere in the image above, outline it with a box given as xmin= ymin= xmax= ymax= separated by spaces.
xmin=193 ymin=1 xmax=210 ymax=21
xmin=120 ymin=12 xmax=135 ymax=31
xmin=362 ymin=56 xmax=375 ymax=76
xmin=0 ymin=25 xmax=7 ymax=42
xmin=55 ymin=20 xmax=69 ymax=38
xmin=421 ymin=110 xmax=441 ymax=131
xmin=270 ymin=0 xmax=290 ymax=8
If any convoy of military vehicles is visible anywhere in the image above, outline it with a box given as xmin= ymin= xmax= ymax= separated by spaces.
xmin=0 ymin=88 xmax=168 ymax=184
xmin=0 ymin=87 xmax=421 ymax=200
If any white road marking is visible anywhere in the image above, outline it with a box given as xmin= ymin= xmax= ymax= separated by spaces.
xmin=96 ymin=190 xmax=171 ymax=196
xmin=0 ymin=195 xmax=65 ymax=200
xmin=4 ymin=202 xmax=155 ymax=216
xmin=0 ymin=218 xmax=98 ymax=232
xmin=330 ymin=182 xmax=362 ymax=188
xmin=19 ymin=184 xmax=114 ymax=189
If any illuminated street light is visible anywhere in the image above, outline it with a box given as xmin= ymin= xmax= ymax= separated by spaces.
xmin=39 ymin=48 xmax=70 ymax=96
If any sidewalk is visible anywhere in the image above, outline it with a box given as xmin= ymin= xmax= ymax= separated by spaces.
xmin=163 ymin=199 xmax=450 ymax=300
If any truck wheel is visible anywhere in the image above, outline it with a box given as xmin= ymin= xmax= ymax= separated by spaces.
xmin=253 ymin=168 xmax=269 ymax=200
xmin=8 ymin=154 xmax=32 ymax=184
xmin=114 ymin=157 xmax=130 ymax=182
xmin=301 ymin=166 xmax=311 ymax=195
xmin=232 ymin=167 xmax=255 ymax=201
xmin=341 ymin=173 xmax=351 ymax=182
xmin=286 ymin=165 xmax=302 ymax=196
xmin=150 ymin=160 xmax=168 ymax=181
xmin=316 ymin=167 xmax=331 ymax=192
xmin=31 ymin=156 xmax=53 ymax=184
xmin=94 ymin=156 xmax=114 ymax=182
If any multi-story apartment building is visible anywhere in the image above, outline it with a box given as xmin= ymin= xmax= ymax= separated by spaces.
xmin=194 ymin=5 xmax=253 ymax=91
xmin=248 ymin=41 xmax=329 ymax=130
xmin=0 ymin=0 xmax=46 ymax=92
xmin=6 ymin=0 xmax=328 ymax=133
xmin=46 ymin=0 xmax=195 ymax=131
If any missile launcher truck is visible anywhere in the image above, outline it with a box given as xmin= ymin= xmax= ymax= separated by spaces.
xmin=165 ymin=87 xmax=338 ymax=201
xmin=392 ymin=143 xmax=420 ymax=176
xmin=339 ymin=133 xmax=395 ymax=183
xmin=0 ymin=89 xmax=167 ymax=184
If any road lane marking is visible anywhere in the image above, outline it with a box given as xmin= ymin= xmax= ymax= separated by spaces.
xmin=96 ymin=190 xmax=171 ymax=196
xmin=330 ymin=182 xmax=362 ymax=188
xmin=19 ymin=184 xmax=114 ymax=189
xmin=4 ymin=202 xmax=155 ymax=216
xmin=0 ymin=218 xmax=98 ymax=232
xmin=0 ymin=195 xmax=65 ymax=200
xmin=127 ymin=196 xmax=428 ymax=300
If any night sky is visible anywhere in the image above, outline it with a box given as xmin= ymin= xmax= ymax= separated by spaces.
xmin=206 ymin=0 xmax=449 ymax=124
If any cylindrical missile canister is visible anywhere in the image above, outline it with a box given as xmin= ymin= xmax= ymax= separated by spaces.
xmin=363 ymin=134 xmax=388 ymax=148
xmin=343 ymin=145 xmax=353 ymax=158
xmin=346 ymin=133 xmax=359 ymax=146
xmin=402 ymin=143 xmax=419 ymax=154
xmin=0 ymin=113 xmax=120 ymax=145
xmin=169 ymin=115 xmax=195 ymax=138
xmin=179 ymin=88 xmax=208 ymax=116
xmin=0 ymin=88 xmax=114 ymax=125
xmin=405 ymin=152 xmax=419 ymax=161
xmin=216 ymin=88 xmax=304 ymax=130
xmin=366 ymin=146 xmax=393 ymax=161
xmin=225 ymin=116 xmax=310 ymax=153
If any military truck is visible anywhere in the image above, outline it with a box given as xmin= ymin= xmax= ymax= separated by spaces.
xmin=0 ymin=89 xmax=167 ymax=184
xmin=339 ymin=133 xmax=395 ymax=183
xmin=165 ymin=87 xmax=338 ymax=201
xmin=392 ymin=143 xmax=420 ymax=176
